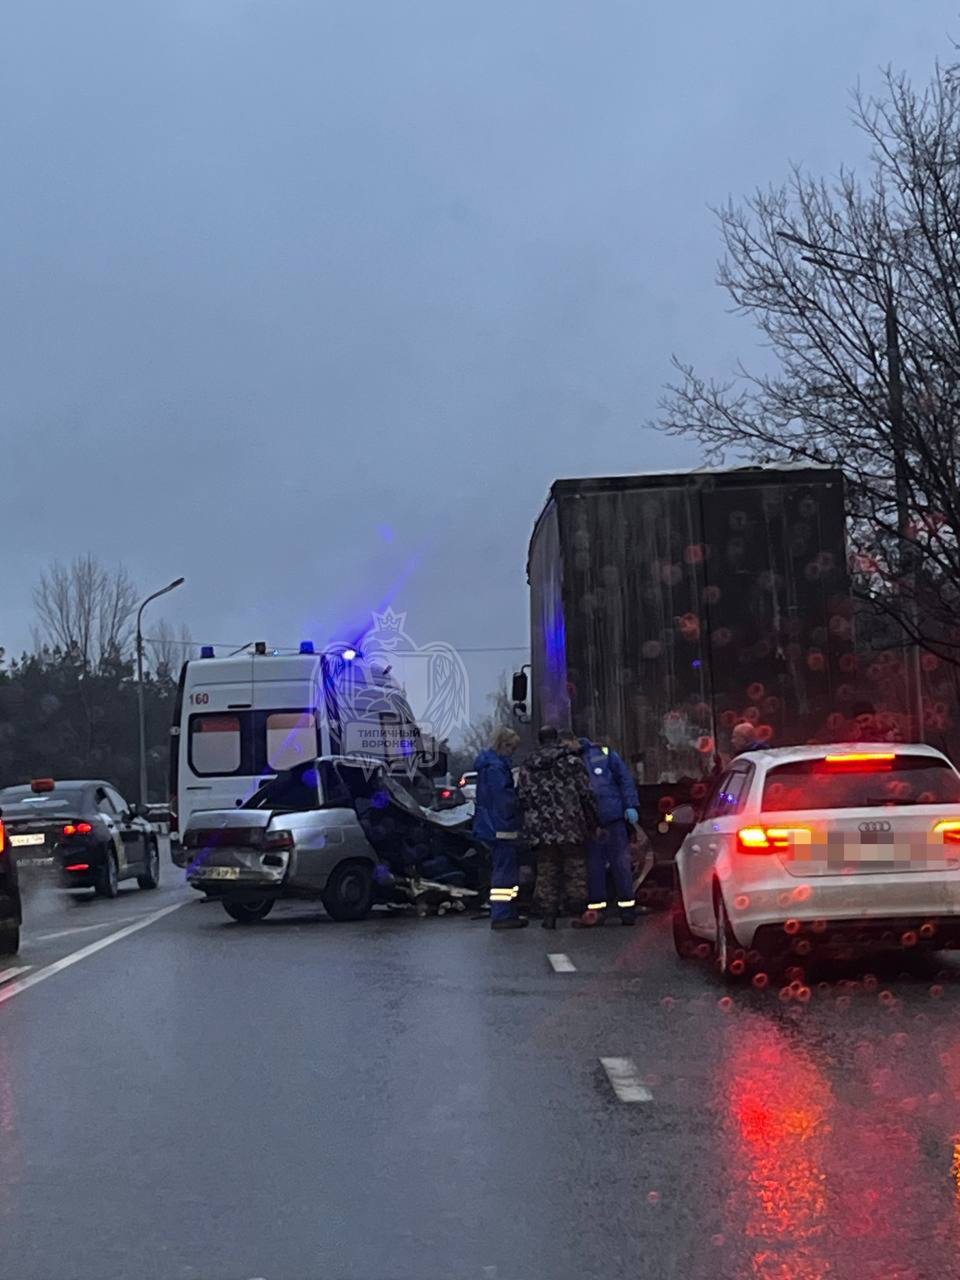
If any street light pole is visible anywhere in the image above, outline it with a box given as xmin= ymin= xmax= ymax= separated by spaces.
xmin=136 ymin=577 xmax=185 ymax=810
xmin=776 ymin=231 xmax=924 ymax=736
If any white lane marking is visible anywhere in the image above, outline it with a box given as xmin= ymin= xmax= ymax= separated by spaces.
xmin=548 ymin=953 xmax=577 ymax=972
xmin=0 ymin=902 xmax=185 ymax=1007
xmin=0 ymin=967 xmax=31 ymax=986
xmin=32 ymin=915 xmax=149 ymax=943
xmin=600 ymin=1057 xmax=653 ymax=1103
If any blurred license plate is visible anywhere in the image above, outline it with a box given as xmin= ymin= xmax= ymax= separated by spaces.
xmin=19 ymin=857 xmax=54 ymax=867
xmin=10 ymin=833 xmax=45 ymax=847
xmin=202 ymin=866 xmax=241 ymax=879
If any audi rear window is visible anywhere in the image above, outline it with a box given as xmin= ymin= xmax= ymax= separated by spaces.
xmin=762 ymin=756 xmax=960 ymax=812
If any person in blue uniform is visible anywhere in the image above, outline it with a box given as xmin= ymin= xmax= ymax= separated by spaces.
xmin=473 ymin=726 xmax=527 ymax=931
xmin=566 ymin=733 xmax=640 ymax=927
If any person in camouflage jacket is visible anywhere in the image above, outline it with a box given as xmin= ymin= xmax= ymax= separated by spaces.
xmin=517 ymin=726 xmax=599 ymax=928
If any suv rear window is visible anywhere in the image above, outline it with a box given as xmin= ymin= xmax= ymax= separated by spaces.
xmin=762 ymin=755 xmax=960 ymax=812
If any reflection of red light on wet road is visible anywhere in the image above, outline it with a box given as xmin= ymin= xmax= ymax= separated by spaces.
xmin=725 ymin=1019 xmax=831 ymax=1279
xmin=708 ymin=1013 xmax=960 ymax=1280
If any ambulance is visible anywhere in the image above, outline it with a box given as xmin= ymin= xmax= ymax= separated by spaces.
xmin=168 ymin=642 xmax=427 ymax=865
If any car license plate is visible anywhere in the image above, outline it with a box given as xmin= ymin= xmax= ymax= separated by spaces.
xmin=18 ymin=856 xmax=55 ymax=867
xmin=201 ymin=866 xmax=241 ymax=879
xmin=10 ymin=833 xmax=45 ymax=848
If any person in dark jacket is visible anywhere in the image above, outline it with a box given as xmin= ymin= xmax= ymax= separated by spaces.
xmin=473 ymin=725 xmax=526 ymax=930
xmin=566 ymin=734 xmax=640 ymax=927
xmin=517 ymin=725 xmax=599 ymax=930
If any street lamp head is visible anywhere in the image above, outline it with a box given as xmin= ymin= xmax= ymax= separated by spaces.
xmin=168 ymin=576 xmax=185 ymax=590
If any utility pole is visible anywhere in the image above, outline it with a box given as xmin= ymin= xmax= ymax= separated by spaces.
xmin=136 ymin=577 xmax=186 ymax=810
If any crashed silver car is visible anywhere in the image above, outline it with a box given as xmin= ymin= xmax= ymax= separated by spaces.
xmin=174 ymin=756 xmax=485 ymax=924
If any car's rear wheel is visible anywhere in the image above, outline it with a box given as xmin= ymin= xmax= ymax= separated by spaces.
xmin=0 ymin=923 xmax=20 ymax=956
xmin=672 ymin=877 xmax=700 ymax=959
xmin=96 ymin=851 xmax=119 ymax=899
xmin=714 ymin=887 xmax=748 ymax=982
xmin=322 ymin=861 xmax=374 ymax=922
xmin=222 ymin=898 xmax=275 ymax=924
xmin=137 ymin=839 xmax=160 ymax=890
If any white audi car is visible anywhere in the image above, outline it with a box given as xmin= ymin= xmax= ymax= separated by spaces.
xmin=672 ymin=743 xmax=960 ymax=977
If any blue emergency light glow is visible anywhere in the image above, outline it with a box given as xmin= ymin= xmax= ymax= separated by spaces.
xmin=299 ymin=641 xmax=315 ymax=655
xmin=200 ymin=645 xmax=215 ymax=659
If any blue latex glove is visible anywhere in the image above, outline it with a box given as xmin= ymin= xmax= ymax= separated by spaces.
xmin=625 ymin=807 xmax=639 ymax=824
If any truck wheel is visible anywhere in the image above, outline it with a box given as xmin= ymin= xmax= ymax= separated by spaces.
xmin=0 ymin=923 xmax=20 ymax=956
xmin=322 ymin=861 xmax=374 ymax=922
xmin=222 ymin=898 xmax=275 ymax=924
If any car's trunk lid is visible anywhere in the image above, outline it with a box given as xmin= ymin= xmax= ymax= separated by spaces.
xmin=769 ymin=805 xmax=960 ymax=878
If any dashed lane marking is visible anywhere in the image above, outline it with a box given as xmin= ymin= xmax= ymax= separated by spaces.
xmin=0 ymin=902 xmax=186 ymax=1007
xmin=548 ymin=953 xmax=577 ymax=972
xmin=0 ymin=967 xmax=31 ymax=986
xmin=600 ymin=1057 xmax=653 ymax=1103
xmin=31 ymin=915 xmax=150 ymax=943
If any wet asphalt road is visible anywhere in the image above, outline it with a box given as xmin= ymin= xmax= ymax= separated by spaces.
xmin=4 ymin=865 xmax=960 ymax=1279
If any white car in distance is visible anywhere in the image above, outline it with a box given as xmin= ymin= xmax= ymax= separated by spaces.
xmin=672 ymin=743 xmax=960 ymax=978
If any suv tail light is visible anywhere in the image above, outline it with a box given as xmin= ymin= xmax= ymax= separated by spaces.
xmin=934 ymin=820 xmax=960 ymax=845
xmin=737 ymin=825 xmax=809 ymax=854
xmin=63 ymin=822 xmax=93 ymax=837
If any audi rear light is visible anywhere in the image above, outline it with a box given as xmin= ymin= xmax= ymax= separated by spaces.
xmin=737 ymin=825 xmax=809 ymax=854
xmin=934 ymin=820 xmax=960 ymax=844
xmin=65 ymin=863 xmax=90 ymax=872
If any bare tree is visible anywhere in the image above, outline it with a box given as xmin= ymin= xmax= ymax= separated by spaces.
xmin=147 ymin=620 xmax=194 ymax=679
xmin=659 ymin=60 xmax=960 ymax=667
xmin=458 ymin=678 xmax=517 ymax=759
xmin=34 ymin=555 xmax=138 ymax=672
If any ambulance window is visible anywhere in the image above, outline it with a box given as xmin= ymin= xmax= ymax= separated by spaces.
xmin=189 ymin=714 xmax=242 ymax=775
xmin=266 ymin=711 xmax=318 ymax=771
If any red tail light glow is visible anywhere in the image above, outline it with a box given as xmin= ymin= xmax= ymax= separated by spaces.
xmin=737 ymin=825 xmax=810 ymax=854
xmin=934 ymin=820 xmax=960 ymax=844
xmin=264 ymin=829 xmax=294 ymax=851
xmin=0 ymin=819 xmax=5 ymax=854
xmin=441 ymin=789 xmax=452 ymax=799
xmin=63 ymin=822 xmax=93 ymax=837
xmin=65 ymin=863 xmax=90 ymax=872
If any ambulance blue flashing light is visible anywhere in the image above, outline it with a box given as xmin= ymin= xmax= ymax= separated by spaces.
xmin=200 ymin=645 xmax=215 ymax=659
xmin=299 ymin=641 xmax=315 ymax=655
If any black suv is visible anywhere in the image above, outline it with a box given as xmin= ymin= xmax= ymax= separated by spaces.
xmin=0 ymin=814 xmax=21 ymax=954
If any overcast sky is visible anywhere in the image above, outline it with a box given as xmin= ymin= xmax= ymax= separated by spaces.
xmin=2 ymin=1 xmax=956 ymax=719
